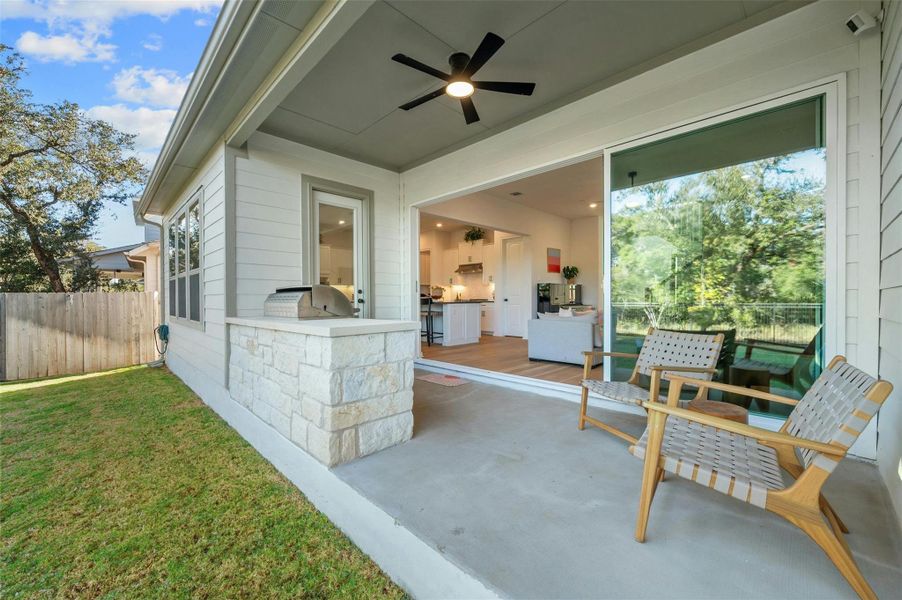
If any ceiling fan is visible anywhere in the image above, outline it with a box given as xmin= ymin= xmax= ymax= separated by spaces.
xmin=391 ymin=32 xmax=536 ymax=125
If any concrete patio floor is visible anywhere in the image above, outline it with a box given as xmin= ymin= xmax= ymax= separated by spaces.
xmin=334 ymin=371 xmax=902 ymax=599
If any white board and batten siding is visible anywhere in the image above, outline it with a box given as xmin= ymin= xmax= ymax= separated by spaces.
xmin=878 ymin=0 xmax=902 ymax=526
xmin=163 ymin=145 xmax=229 ymax=391
xmin=235 ymin=132 xmax=402 ymax=319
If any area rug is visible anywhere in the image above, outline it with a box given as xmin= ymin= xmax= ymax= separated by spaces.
xmin=415 ymin=373 xmax=471 ymax=387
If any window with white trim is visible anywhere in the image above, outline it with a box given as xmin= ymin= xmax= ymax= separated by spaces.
xmin=167 ymin=190 xmax=203 ymax=323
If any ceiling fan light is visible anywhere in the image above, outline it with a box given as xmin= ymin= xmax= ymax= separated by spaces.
xmin=446 ymin=80 xmax=475 ymax=98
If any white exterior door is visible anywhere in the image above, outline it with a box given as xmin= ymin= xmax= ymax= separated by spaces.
xmin=502 ymin=237 xmax=526 ymax=337
xmin=313 ymin=190 xmax=365 ymax=316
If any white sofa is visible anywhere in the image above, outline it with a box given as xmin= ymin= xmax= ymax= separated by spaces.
xmin=527 ymin=311 xmax=602 ymax=366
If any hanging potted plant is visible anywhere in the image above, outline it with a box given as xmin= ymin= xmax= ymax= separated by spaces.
xmin=562 ymin=265 xmax=579 ymax=284
xmin=463 ymin=226 xmax=486 ymax=244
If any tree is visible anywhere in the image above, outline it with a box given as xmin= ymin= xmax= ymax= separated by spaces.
xmin=0 ymin=46 xmax=145 ymax=292
xmin=611 ymin=151 xmax=825 ymax=334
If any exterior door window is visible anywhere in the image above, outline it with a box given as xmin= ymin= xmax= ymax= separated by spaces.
xmin=313 ymin=190 xmax=364 ymax=316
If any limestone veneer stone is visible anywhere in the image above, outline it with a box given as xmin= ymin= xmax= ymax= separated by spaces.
xmin=227 ymin=321 xmax=417 ymax=467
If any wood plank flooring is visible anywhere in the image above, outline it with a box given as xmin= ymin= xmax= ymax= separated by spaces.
xmin=420 ymin=335 xmax=600 ymax=386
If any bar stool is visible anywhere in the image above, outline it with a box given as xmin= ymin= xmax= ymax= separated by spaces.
xmin=420 ymin=297 xmax=443 ymax=346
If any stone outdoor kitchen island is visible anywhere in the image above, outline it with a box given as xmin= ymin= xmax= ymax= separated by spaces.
xmin=226 ymin=317 xmax=419 ymax=467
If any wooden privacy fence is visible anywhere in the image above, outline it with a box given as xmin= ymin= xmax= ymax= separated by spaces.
xmin=0 ymin=292 xmax=161 ymax=381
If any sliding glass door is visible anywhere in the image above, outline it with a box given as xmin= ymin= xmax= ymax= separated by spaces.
xmin=606 ymin=96 xmax=828 ymax=415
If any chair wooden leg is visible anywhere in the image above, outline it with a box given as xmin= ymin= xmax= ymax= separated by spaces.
xmin=578 ymin=387 xmax=589 ymax=430
xmin=794 ymin=517 xmax=875 ymax=600
xmin=635 ymin=413 xmax=666 ymax=543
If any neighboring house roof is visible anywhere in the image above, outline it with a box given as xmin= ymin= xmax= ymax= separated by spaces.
xmin=60 ymin=241 xmax=159 ymax=276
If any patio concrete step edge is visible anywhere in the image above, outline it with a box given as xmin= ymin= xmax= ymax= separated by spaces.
xmin=201 ymin=385 xmax=501 ymax=600
xmin=414 ymin=358 xmax=786 ymax=432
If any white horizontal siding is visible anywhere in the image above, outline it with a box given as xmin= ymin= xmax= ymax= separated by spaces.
xmin=234 ymin=152 xmax=303 ymax=316
xmin=234 ymin=132 xmax=401 ymax=318
xmin=162 ymin=143 xmax=227 ymax=390
xmin=878 ymin=0 xmax=902 ymax=527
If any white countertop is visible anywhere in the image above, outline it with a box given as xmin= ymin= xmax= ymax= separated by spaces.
xmin=226 ymin=316 xmax=419 ymax=337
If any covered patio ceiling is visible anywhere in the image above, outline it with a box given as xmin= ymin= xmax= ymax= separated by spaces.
xmin=260 ymin=0 xmax=808 ymax=171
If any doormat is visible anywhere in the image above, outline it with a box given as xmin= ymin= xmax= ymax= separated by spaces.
xmin=415 ymin=373 xmax=471 ymax=387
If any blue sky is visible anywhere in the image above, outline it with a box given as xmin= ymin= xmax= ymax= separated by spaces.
xmin=1 ymin=0 xmax=222 ymax=248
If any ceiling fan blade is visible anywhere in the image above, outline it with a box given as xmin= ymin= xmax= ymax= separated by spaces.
xmin=398 ymin=88 xmax=446 ymax=111
xmin=473 ymin=81 xmax=536 ymax=96
xmin=460 ymin=97 xmax=480 ymax=124
xmin=391 ymin=54 xmax=451 ymax=81
xmin=463 ymin=32 xmax=504 ymax=77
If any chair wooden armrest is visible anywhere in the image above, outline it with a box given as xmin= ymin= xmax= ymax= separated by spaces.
xmin=664 ymin=374 xmax=799 ymax=406
xmin=581 ymin=351 xmax=639 ymax=380
xmin=641 ymin=402 xmax=846 ymax=457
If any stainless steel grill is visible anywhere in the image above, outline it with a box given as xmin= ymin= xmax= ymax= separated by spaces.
xmin=263 ymin=285 xmax=357 ymax=319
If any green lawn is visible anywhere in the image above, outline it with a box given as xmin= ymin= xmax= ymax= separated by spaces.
xmin=1 ymin=366 xmax=404 ymax=598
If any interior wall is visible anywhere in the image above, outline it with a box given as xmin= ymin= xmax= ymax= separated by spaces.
xmin=235 ymin=132 xmax=402 ymax=318
xmin=877 ymin=0 xmax=902 ymax=527
xmin=569 ymin=216 xmax=602 ymax=308
xmin=421 ymin=193 xmax=573 ymax=335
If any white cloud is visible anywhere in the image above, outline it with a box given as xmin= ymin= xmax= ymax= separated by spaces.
xmin=112 ymin=66 xmax=189 ymax=109
xmin=85 ymin=104 xmax=176 ymax=166
xmin=142 ymin=33 xmax=163 ymax=52
xmin=194 ymin=18 xmax=210 ymax=27
xmin=16 ymin=30 xmax=116 ymax=63
xmin=3 ymin=0 xmax=222 ymax=26
xmin=6 ymin=0 xmax=221 ymax=63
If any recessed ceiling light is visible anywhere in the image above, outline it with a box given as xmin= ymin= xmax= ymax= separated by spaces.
xmin=589 ymin=203 xmax=598 ymax=208
xmin=436 ymin=223 xmax=443 ymax=228
xmin=338 ymin=220 xmax=346 ymax=225
xmin=510 ymin=191 xmax=523 ymax=196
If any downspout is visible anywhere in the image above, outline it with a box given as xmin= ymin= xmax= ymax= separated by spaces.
xmin=133 ymin=208 xmax=166 ymax=360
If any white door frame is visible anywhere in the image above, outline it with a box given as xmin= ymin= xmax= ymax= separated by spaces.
xmin=313 ymin=190 xmax=363 ymax=311
xmin=301 ymin=175 xmax=374 ymax=317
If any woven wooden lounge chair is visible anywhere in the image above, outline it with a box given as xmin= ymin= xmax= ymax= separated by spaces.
xmin=578 ymin=328 xmax=724 ymax=443
xmin=632 ymin=356 xmax=893 ymax=600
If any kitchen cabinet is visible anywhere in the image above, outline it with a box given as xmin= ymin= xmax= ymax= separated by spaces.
xmin=480 ymin=302 xmax=494 ymax=333
xmin=319 ymin=244 xmax=331 ymax=275
xmin=458 ymin=241 xmax=484 ymax=265
xmin=442 ymin=248 xmax=458 ymax=286
xmin=439 ymin=303 xmax=481 ymax=346
xmin=482 ymin=243 xmax=496 ymax=284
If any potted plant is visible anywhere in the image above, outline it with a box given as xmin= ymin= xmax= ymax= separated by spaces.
xmin=463 ymin=226 xmax=486 ymax=244
xmin=562 ymin=265 xmax=579 ymax=284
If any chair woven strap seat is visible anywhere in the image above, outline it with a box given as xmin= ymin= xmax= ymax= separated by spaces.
xmin=582 ymin=380 xmax=674 ymax=407
xmin=631 ymin=416 xmax=785 ymax=509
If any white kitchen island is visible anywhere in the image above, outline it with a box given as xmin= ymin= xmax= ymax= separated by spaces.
xmin=428 ymin=301 xmax=482 ymax=346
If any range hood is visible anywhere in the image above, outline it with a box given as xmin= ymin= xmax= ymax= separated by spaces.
xmin=455 ymin=263 xmax=483 ymax=274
